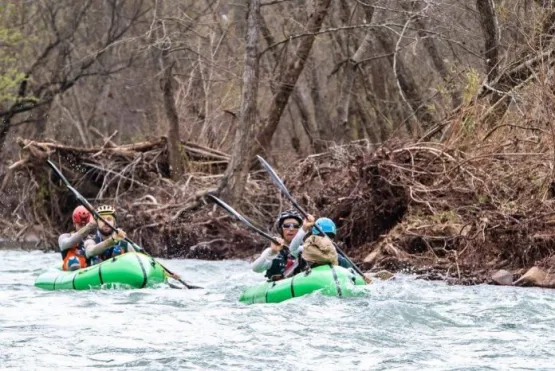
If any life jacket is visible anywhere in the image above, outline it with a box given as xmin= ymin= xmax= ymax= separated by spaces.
xmin=265 ymin=249 xmax=305 ymax=281
xmin=265 ymin=249 xmax=291 ymax=281
xmin=281 ymin=251 xmax=308 ymax=278
xmin=61 ymin=239 xmax=88 ymax=271
xmin=89 ymin=231 xmax=127 ymax=265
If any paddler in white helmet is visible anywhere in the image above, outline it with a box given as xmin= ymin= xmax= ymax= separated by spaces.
xmin=84 ymin=205 xmax=135 ymax=265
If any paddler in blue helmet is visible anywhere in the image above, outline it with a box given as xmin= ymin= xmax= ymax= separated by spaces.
xmin=84 ymin=205 xmax=135 ymax=265
xmin=251 ymin=209 xmax=304 ymax=281
xmin=290 ymin=215 xmax=372 ymax=283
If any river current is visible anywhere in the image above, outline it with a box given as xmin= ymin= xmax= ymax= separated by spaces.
xmin=1 ymin=250 xmax=554 ymax=370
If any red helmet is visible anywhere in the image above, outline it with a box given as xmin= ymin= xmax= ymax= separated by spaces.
xmin=72 ymin=206 xmax=91 ymax=224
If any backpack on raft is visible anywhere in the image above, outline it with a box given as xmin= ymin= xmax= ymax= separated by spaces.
xmin=302 ymin=235 xmax=338 ymax=266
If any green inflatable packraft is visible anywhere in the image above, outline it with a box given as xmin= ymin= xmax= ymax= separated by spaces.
xmin=35 ymin=252 xmax=167 ymax=290
xmin=239 ymin=264 xmax=367 ymax=304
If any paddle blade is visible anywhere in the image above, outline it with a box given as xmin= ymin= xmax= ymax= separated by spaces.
xmin=48 ymin=160 xmax=100 ymax=223
xmin=256 ymin=156 xmax=292 ymax=199
xmin=183 ymin=283 xmax=204 ymax=289
xmin=256 ymin=155 xmax=308 ymax=217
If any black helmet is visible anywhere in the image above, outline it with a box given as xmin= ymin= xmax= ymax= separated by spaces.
xmin=275 ymin=209 xmax=303 ymax=230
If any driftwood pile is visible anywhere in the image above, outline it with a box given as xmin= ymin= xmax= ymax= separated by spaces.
xmin=0 ymin=136 xmax=237 ymax=254
xmin=3 ymin=132 xmax=555 ymax=288
xmin=278 ymin=136 xmax=555 ymax=285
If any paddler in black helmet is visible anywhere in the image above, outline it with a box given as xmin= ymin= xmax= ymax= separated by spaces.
xmin=84 ymin=205 xmax=136 ymax=265
xmin=251 ymin=209 xmax=304 ymax=281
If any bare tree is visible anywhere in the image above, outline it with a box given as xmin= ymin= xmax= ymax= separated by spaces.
xmin=480 ymin=3 xmax=554 ymax=124
xmin=336 ymin=5 xmax=376 ymax=141
xmin=376 ymin=28 xmax=435 ymax=135
xmin=0 ymin=0 xmax=145 ymax=154
xmin=152 ymin=0 xmax=185 ymax=180
xmin=476 ymin=0 xmax=500 ymax=82
xmin=218 ymin=0 xmax=260 ymax=204
xmin=254 ymin=0 xmax=333 ymax=156
xmin=161 ymin=60 xmax=185 ymax=180
xmin=402 ymin=1 xmax=462 ymax=108
xmin=4 ymin=0 xmax=551 ymax=177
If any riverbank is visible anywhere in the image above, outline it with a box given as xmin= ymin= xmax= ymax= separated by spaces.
xmin=2 ymin=131 xmax=555 ymax=289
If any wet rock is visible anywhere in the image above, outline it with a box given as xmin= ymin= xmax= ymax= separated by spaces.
xmin=416 ymin=271 xmax=445 ymax=281
xmin=24 ymin=231 xmax=40 ymax=242
xmin=514 ymin=266 xmax=555 ymax=288
xmin=373 ymin=270 xmax=395 ymax=280
xmin=363 ymin=249 xmax=380 ymax=266
xmin=492 ymin=269 xmax=513 ymax=286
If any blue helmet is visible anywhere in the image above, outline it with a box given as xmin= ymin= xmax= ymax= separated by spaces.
xmin=312 ymin=217 xmax=336 ymax=237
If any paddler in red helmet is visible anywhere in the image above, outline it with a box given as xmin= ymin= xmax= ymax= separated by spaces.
xmin=58 ymin=205 xmax=97 ymax=271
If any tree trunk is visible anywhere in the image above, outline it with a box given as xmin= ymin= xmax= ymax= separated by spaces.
xmin=21 ymin=98 xmax=53 ymax=140
xmin=259 ymin=12 xmax=319 ymax=154
xmin=353 ymin=83 xmax=379 ymax=143
xmin=152 ymin=0 xmax=184 ymax=180
xmin=0 ymin=115 xmax=12 ymax=154
xmin=476 ymin=0 xmax=500 ymax=81
xmin=230 ymin=0 xmax=249 ymax=42
xmin=292 ymin=88 xmax=318 ymax=153
xmin=376 ymin=29 xmax=435 ymax=135
xmin=185 ymin=63 xmax=207 ymax=132
xmin=161 ymin=58 xmax=185 ymax=180
xmin=218 ymin=0 xmax=260 ymax=205
xmin=253 ymin=0 xmax=332 ymax=156
xmin=364 ymin=45 xmax=390 ymax=141
xmin=403 ymin=1 xmax=462 ymax=108
xmin=480 ymin=7 xmax=555 ymax=124
xmin=307 ymin=64 xmax=328 ymax=151
xmin=336 ymin=5 xmax=375 ymax=142
xmin=68 ymin=90 xmax=91 ymax=147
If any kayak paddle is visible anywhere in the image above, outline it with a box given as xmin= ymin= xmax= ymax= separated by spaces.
xmin=46 ymin=160 xmax=203 ymax=290
xmin=209 ymin=194 xmax=305 ymax=277
xmin=207 ymin=194 xmax=287 ymax=248
xmin=256 ymin=155 xmax=367 ymax=278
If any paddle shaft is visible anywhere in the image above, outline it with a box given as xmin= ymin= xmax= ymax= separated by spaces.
xmin=47 ymin=160 xmax=201 ymax=289
xmin=208 ymin=194 xmax=290 ymax=249
xmin=256 ymin=155 xmax=366 ymax=278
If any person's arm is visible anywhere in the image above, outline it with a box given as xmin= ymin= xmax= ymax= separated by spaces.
xmin=85 ymin=229 xmax=127 ymax=258
xmin=84 ymin=237 xmax=115 ymax=258
xmin=289 ymin=229 xmax=307 ymax=258
xmin=58 ymin=222 xmax=96 ymax=251
xmin=251 ymin=247 xmax=278 ymax=273
xmin=291 ymin=214 xmax=314 ymax=257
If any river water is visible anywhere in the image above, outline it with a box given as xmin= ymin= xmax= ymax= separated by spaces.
xmin=1 ymin=250 xmax=554 ymax=370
